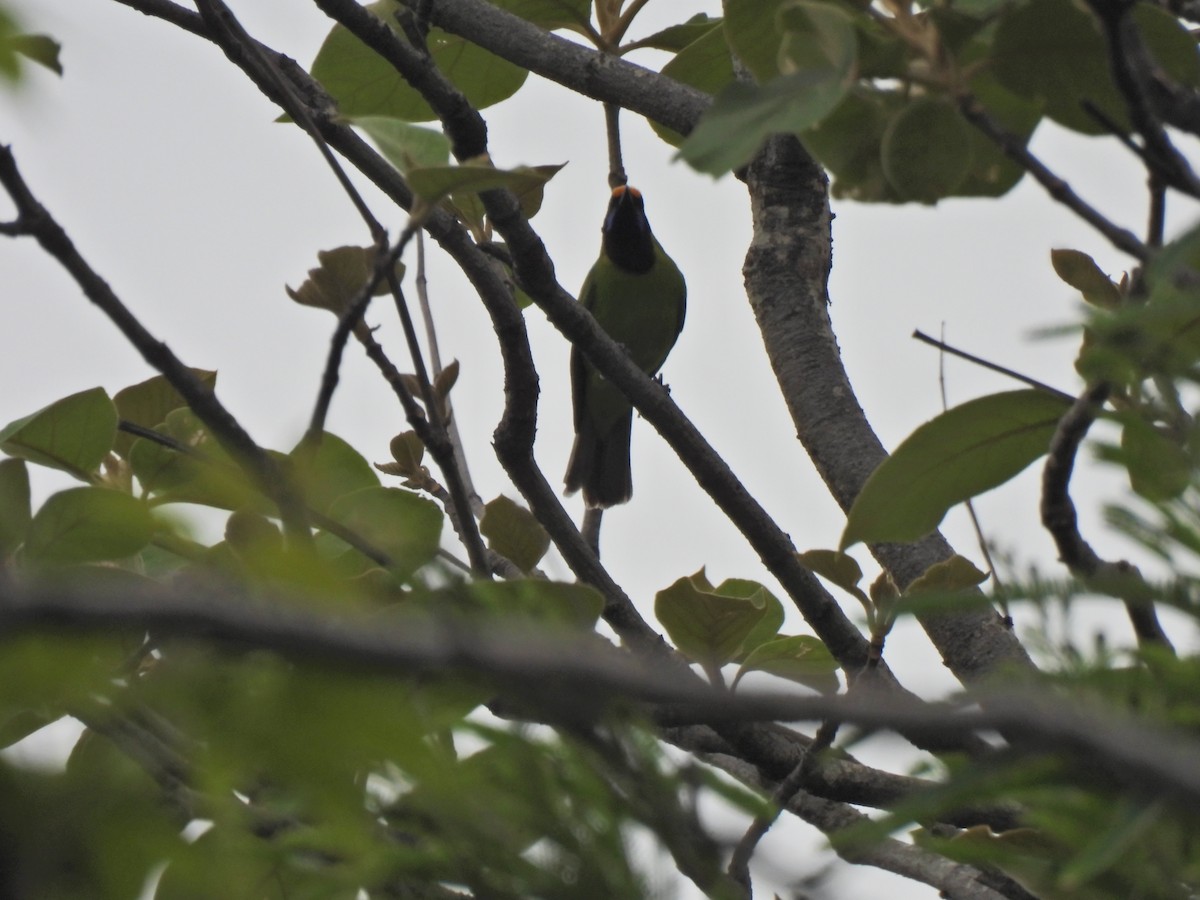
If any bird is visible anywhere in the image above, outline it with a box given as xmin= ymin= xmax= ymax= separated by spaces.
xmin=564 ymin=184 xmax=687 ymax=508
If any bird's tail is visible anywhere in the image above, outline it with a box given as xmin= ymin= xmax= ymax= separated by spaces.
xmin=564 ymin=412 xmax=633 ymax=509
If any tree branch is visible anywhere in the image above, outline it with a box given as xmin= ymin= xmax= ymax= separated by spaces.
xmin=4 ymin=576 xmax=1200 ymax=809
xmin=741 ymin=135 xmax=1035 ymax=684
xmin=419 ymin=0 xmax=710 ymax=136
xmin=1041 ymin=383 xmax=1175 ymax=651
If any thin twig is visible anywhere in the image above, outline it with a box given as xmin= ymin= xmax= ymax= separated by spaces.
xmin=934 ymin=326 xmax=1007 ymax=614
xmin=416 ymin=231 xmax=481 ymax=515
xmin=604 ymin=102 xmax=627 ymax=188
xmin=386 ymin=272 xmax=491 ymax=575
xmin=912 ymin=330 xmax=1075 ymax=402
xmin=728 ymin=719 xmax=840 ymax=896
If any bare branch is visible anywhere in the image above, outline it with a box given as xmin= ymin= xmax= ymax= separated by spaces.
xmin=912 ymin=330 xmax=1075 ymax=402
xmin=1041 ymin=383 xmax=1176 ymax=651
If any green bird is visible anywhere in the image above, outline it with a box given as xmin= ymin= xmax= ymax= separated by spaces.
xmin=564 ymin=185 xmax=687 ymax=508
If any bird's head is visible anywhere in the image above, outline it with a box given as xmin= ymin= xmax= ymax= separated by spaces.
xmin=602 ymin=185 xmax=656 ymax=274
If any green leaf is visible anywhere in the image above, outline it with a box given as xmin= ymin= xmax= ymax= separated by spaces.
xmin=679 ymin=70 xmax=851 ymax=176
xmin=801 ymin=87 xmax=902 ymax=202
xmin=734 ymin=635 xmax=840 ymax=693
xmin=0 ymin=387 xmax=117 ymax=479
xmin=649 ymin=22 xmax=734 ymax=147
xmin=906 ymin=554 xmax=988 ymax=595
xmin=328 ymin=486 xmax=443 ymax=581
xmin=841 ymin=390 xmax=1072 ymax=549
xmin=407 ymin=162 xmax=564 ymax=218
xmin=655 ymin=569 xmax=782 ymax=673
xmin=680 ymin=2 xmax=855 ymax=176
xmin=492 ymin=0 xmax=591 ymax=31
xmin=310 ymin=1 xmax=527 ymax=121
xmin=881 ymin=97 xmax=973 ymax=203
xmin=351 ymin=116 xmax=451 ymax=173
xmin=290 ymin=431 xmax=380 ymax=515
xmin=0 ymin=8 xmax=21 ymax=82
xmin=798 ymin=548 xmax=863 ymax=595
xmin=1119 ymin=417 xmax=1191 ymax=503
xmin=718 ymin=577 xmax=785 ymax=658
xmin=479 ymin=495 xmax=550 ymax=573
xmin=465 ymin=579 xmax=604 ymax=628
xmin=637 ymin=14 xmax=722 ymax=52
xmin=991 ymin=0 xmax=1200 ymax=135
xmin=723 ymin=0 xmax=787 ymax=82
xmin=1051 ymin=249 xmax=1122 ymax=310
xmin=25 ymin=487 xmax=154 ymax=565
xmin=10 ymin=34 xmax=61 ymax=75
xmin=112 ymin=370 xmax=216 ymax=458
xmin=0 ymin=458 xmax=30 ymax=556
xmin=287 ymin=245 xmax=403 ymax=318
xmin=128 ymin=408 xmax=263 ymax=511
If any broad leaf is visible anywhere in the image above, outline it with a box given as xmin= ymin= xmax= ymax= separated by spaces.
xmin=906 ymin=555 xmax=989 ymax=595
xmin=1119 ymin=417 xmax=1191 ymax=503
xmin=637 ymin=14 xmax=722 ymax=53
xmin=1051 ymin=249 xmax=1122 ymax=310
xmin=287 ymin=245 xmax=402 ymax=317
xmin=479 ymin=495 xmax=550 ymax=573
xmin=992 ymin=0 xmax=1200 ymax=135
xmin=465 ymin=579 xmax=603 ymax=628
xmin=25 ymin=487 xmax=154 ymax=565
xmin=841 ymin=390 xmax=1072 ymax=548
xmin=648 ymin=21 xmax=733 ymax=147
xmin=655 ymin=570 xmax=783 ymax=673
xmin=327 ymin=486 xmax=443 ymax=581
xmin=407 ymin=162 xmax=564 ymax=218
xmin=881 ymin=97 xmax=973 ymax=203
xmin=112 ymin=370 xmax=216 ymax=458
xmin=10 ymin=33 xmax=61 ymax=75
xmin=680 ymin=2 xmax=856 ymax=176
xmin=0 ymin=387 xmax=117 ymax=479
xmin=0 ymin=458 xmax=30 ymax=556
xmin=290 ymin=431 xmax=380 ymax=516
xmin=493 ymin=0 xmax=591 ymax=31
xmin=734 ymin=635 xmax=840 ymax=693
xmin=310 ymin=1 xmax=527 ymax=121
xmin=351 ymin=117 xmax=451 ymax=173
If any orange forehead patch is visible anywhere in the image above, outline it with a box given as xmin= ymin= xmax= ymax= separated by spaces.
xmin=611 ymin=185 xmax=642 ymax=199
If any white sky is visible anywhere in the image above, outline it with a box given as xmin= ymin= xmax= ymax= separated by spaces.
xmin=3 ymin=1 xmax=1199 ymax=897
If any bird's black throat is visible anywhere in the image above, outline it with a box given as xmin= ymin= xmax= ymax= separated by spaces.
xmin=602 ymin=187 xmax=656 ymax=274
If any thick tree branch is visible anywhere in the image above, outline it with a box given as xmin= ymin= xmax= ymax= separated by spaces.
xmin=741 ymin=135 xmax=1035 ymax=684
xmin=5 ymin=576 xmax=1200 ymax=809
xmin=418 ymin=0 xmax=710 ymax=135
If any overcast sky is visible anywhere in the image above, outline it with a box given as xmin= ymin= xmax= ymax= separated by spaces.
xmin=3 ymin=1 xmax=1198 ymax=896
